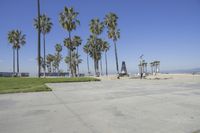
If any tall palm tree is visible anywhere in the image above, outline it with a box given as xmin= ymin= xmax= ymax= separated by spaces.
xmin=97 ymin=39 xmax=110 ymax=76
xmin=8 ymin=30 xmax=26 ymax=76
xmin=83 ymin=45 xmax=90 ymax=75
xmin=59 ymin=6 xmax=80 ymax=77
xmin=104 ymin=13 xmax=120 ymax=74
xmin=101 ymin=41 xmax=110 ymax=76
xmin=8 ymin=30 xmax=16 ymax=75
xmin=34 ymin=14 xmax=52 ymax=77
xmin=89 ymin=18 xmax=104 ymax=76
xmin=85 ymin=36 xmax=104 ymax=77
xmin=73 ymin=36 xmax=82 ymax=76
xmin=98 ymin=39 xmax=105 ymax=76
xmin=63 ymin=36 xmax=81 ymax=76
xmin=85 ymin=36 xmax=96 ymax=75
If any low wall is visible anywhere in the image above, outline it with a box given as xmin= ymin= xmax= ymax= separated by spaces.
xmin=40 ymin=72 xmax=69 ymax=77
xmin=0 ymin=72 xmax=29 ymax=77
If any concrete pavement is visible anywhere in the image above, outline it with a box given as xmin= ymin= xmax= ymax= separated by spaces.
xmin=0 ymin=76 xmax=200 ymax=133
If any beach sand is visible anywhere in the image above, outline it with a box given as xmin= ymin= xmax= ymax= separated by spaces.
xmin=96 ymin=73 xmax=200 ymax=81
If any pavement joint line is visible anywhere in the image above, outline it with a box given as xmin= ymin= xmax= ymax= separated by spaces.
xmin=51 ymin=90 xmax=97 ymax=133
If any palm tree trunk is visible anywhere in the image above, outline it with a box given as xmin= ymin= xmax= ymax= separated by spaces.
xmin=114 ymin=40 xmax=119 ymax=74
xmin=74 ymin=65 xmax=77 ymax=77
xmin=17 ymin=48 xmax=19 ymax=76
xmin=13 ymin=48 xmax=15 ymax=75
xmin=70 ymin=50 xmax=73 ymax=77
xmin=100 ymin=57 xmax=103 ymax=76
xmin=68 ymin=31 xmax=73 ymax=77
xmin=57 ymin=62 xmax=60 ymax=73
xmin=58 ymin=53 xmax=60 ymax=74
xmin=94 ymin=37 xmax=98 ymax=76
xmin=94 ymin=59 xmax=96 ymax=76
xmin=50 ymin=62 xmax=52 ymax=73
xmin=94 ymin=58 xmax=98 ymax=77
xmin=105 ymin=51 xmax=108 ymax=76
xmin=87 ymin=53 xmax=90 ymax=74
xmin=76 ymin=47 xmax=79 ymax=77
xmin=92 ymin=44 xmax=96 ymax=76
xmin=43 ymin=34 xmax=46 ymax=77
xmin=37 ymin=0 xmax=41 ymax=78
xmin=96 ymin=60 xmax=99 ymax=77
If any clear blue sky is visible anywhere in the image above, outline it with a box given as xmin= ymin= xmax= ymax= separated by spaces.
xmin=0 ymin=0 xmax=200 ymax=75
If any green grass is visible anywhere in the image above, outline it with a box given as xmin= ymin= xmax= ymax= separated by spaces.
xmin=0 ymin=77 xmax=100 ymax=94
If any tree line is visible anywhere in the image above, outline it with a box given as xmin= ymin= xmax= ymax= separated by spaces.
xmin=7 ymin=4 xmax=120 ymax=77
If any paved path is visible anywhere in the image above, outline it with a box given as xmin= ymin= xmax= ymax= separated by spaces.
xmin=0 ymin=77 xmax=200 ymax=133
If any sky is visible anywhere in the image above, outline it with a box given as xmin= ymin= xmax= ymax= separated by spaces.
xmin=0 ymin=0 xmax=200 ymax=75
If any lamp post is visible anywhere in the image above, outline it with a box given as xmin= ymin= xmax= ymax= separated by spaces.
xmin=139 ymin=55 xmax=144 ymax=79
xmin=37 ymin=0 xmax=41 ymax=78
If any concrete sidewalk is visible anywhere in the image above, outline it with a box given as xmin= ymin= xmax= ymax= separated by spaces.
xmin=0 ymin=77 xmax=200 ymax=133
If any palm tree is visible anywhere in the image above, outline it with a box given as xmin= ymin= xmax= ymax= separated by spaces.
xmin=54 ymin=44 xmax=62 ymax=72
xmin=59 ymin=6 xmax=80 ymax=77
xmin=104 ymin=13 xmax=120 ymax=74
xmin=8 ymin=30 xmax=16 ymax=75
xmin=90 ymin=19 xmax=104 ymax=37
xmin=63 ymin=36 xmax=81 ymax=76
xmin=83 ymin=45 xmax=90 ymax=75
xmin=89 ymin=18 xmax=104 ymax=76
xmin=46 ymin=54 xmax=54 ymax=73
xmin=65 ymin=52 xmax=82 ymax=76
xmin=55 ymin=43 xmax=62 ymax=53
xmin=8 ymin=30 xmax=26 ymax=76
xmin=85 ymin=36 xmax=96 ymax=75
xmin=73 ymin=36 xmax=82 ymax=76
xmin=53 ymin=54 xmax=62 ymax=72
xmin=96 ymin=39 xmax=110 ymax=76
xmin=34 ymin=14 xmax=53 ymax=77
xmin=85 ymin=36 xmax=104 ymax=77
xmin=101 ymin=41 xmax=110 ymax=76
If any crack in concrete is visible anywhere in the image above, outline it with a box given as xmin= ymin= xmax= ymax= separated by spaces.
xmin=51 ymin=91 xmax=97 ymax=133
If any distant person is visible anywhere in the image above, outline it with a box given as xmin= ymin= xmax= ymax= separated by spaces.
xmin=117 ymin=74 xmax=120 ymax=79
xmin=140 ymin=72 xmax=143 ymax=79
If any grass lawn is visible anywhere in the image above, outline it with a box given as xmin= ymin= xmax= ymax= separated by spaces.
xmin=0 ymin=77 xmax=100 ymax=94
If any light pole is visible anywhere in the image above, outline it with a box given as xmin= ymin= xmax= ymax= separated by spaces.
xmin=37 ymin=0 xmax=41 ymax=78
xmin=139 ymin=54 xmax=144 ymax=79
